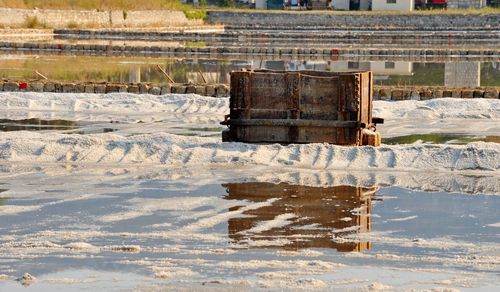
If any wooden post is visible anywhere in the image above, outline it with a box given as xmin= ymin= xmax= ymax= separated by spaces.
xmin=156 ymin=65 xmax=175 ymax=83
xmin=35 ymin=71 xmax=48 ymax=80
xmin=197 ymin=69 xmax=208 ymax=84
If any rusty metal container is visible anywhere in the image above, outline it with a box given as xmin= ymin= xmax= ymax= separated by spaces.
xmin=221 ymin=70 xmax=382 ymax=146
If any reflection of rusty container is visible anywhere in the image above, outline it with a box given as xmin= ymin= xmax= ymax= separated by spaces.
xmin=223 ymin=182 xmax=377 ymax=252
xmin=221 ymin=70 xmax=382 ymax=146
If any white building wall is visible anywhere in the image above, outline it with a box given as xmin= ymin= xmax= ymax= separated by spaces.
xmin=370 ymin=61 xmax=414 ymax=75
xmin=372 ymin=0 xmax=414 ymax=11
xmin=332 ymin=0 xmax=371 ymax=10
xmin=444 ymin=62 xmax=481 ymax=87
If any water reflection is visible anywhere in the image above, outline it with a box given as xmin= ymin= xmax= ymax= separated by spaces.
xmin=0 ymin=118 xmax=116 ymax=134
xmin=383 ymin=133 xmax=500 ymax=145
xmin=223 ymin=182 xmax=377 ymax=252
xmin=0 ymin=118 xmax=79 ymax=132
xmin=0 ymin=187 xmax=7 ymax=206
xmin=1 ymin=55 xmax=498 ymax=87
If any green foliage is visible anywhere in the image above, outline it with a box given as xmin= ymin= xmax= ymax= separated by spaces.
xmin=218 ymin=0 xmax=235 ymax=7
xmin=23 ymin=16 xmax=46 ymax=28
xmin=183 ymin=9 xmax=206 ymax=20
xmin=185 ymin=41 xmax=208 ymax=47
xmin=480 ymin=63 xmax=500 ymax=87
xmin=0 ymin=0 xmax=180 ymax=10
xmin=379 ymin=63 xmax=444 ymax=86
xmin=67 ymin=21 xmax=78 ymax=28
xmin=382 ymin=133 xmax=500 ymax=145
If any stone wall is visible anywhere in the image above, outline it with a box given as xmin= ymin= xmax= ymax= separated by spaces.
xmin=1 ymin=80 xmax=498 ymax=100
xmin=0 ymin=8 xmax=200 ymax=28
xmin=207 ymin=11 xmax=500 ymax=29
xmin=373 ymin=86 xmax=499 ymax=100
xmin=0 ymin=80 xmax=230 ymax=97
xmin=1 ymin=40 xmax=498 ymax=60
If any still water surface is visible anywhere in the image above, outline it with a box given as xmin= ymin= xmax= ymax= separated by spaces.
xmin=1 ymin=54 xmax=499 ymax=87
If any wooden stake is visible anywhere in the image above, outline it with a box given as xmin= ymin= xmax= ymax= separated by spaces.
xmin=35 ymin=70 xmax=48 ymax=80
xmin=197 ymin=69 xmax=207 ymax=84
xmin=156 ymin=65 xmax=175 ymax=83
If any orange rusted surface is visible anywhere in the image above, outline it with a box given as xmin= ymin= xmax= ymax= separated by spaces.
xmin=222 ymin=70 xmax=381 ymax=146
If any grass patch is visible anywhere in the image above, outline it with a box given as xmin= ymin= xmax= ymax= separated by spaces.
xmin=0 ymin=0 xmax=180 ymax=10
xmin=23 ymin=16 xmax=47 ymax=28
xmin=67 ymin=21 xmax=78 ymax=29
xmin=383 ymin=133 xmax=500 ymax=145
xmin=183 ymin=9 xmax=207 ymax=20
xmin=185 ymin=41 xmax=208 ymax=47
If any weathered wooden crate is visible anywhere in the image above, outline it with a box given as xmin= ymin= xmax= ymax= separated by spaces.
xmin=222 ymin=70 xmax=381 ymax=146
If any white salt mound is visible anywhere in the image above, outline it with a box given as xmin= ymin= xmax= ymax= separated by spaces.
xmin=0 ymin=132 xmax=498 ymax=172
xmin=1 ymin=93 xmax=499 ymax=121
xmin=373 ymin=98 xmax=500 ymax=120
xmin=0 ymin=92 xmax=228 ymax=115
xmin=64 ymin=242 xmax=98 ymax=250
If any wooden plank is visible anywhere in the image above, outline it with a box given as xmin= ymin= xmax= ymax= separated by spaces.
xmin=229 ymin=119 xmax=359 ymax=128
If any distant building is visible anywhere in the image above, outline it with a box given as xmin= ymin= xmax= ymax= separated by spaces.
xmin=448 ymin=0 xmax=487 ymax=8
xmin=328 ymin=61 xmax=414 ymax=76
xmin=372 ymin=0 xmax=415 ymax=11
xmin=332 ymin=0 xmax=371 ymax=10
xmin=444 ymin=62 xmax=481 ymax=87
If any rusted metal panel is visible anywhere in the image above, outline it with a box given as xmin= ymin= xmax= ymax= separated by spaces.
xmin=222 ymin=70 xmax=381 ymax=146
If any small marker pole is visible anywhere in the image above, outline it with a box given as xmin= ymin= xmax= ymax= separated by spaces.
xmin=197 ymin=69 xmax=207 ymax=84
xmin=35 ymin=71 xmax=48 ymax=80
xmin=156 ymin=65 xmax=175 ymax=83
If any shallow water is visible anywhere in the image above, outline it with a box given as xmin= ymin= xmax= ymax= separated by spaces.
xmin=0 ymin=118 xmax=117 ymax=134
xmin=383 ymin=133 xmax=500 ymax=145
xmin=3 ymin=118 xmax=498 ymax=146
xmin=1 ymin=54 xmax=498 ymax=87
xmin=0 ymin=166 xmax=498 ymax=291
xmin=0 ymin=89 xmax=498 ymax=290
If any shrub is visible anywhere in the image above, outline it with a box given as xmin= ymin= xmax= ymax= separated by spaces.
xmin=24 ymin=16 xmax=47 ymax=28
xmin=67 ymin=21 xmax=78 ymax=28
xmin=183 ymin=9 xmax=207 ymax=20
xmin=218 ymin=0 xmax=235 ymax=7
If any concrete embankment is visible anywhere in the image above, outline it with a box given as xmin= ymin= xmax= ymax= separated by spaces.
xmin=1 ymin=80 xmax=498 ymax=100
xmin=0 ymin=8 xmax=202 ymax=28
xmin=207 ymin=11 xmax=500 ymax=30
xmin=1 ymin=41 xmax=498 ymax=60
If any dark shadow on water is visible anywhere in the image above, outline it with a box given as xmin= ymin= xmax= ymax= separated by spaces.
xmin=223 ymin=182 xmax=378 ymax=252
xmin=0 ymin=118 xmax=116 ymax=134
xmin=0 ymin=187 xmax=7 ymax=206
xmin=383 ymin=133 xmax=500 ymax=145
xmin=0 ymin=118 xmax=79 ymax=132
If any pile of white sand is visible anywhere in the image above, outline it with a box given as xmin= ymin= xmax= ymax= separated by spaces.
xmin=0 ymin=131 xmax=498 ymax=171
xmin=0 ymin=93 xmax=499 ymax=172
